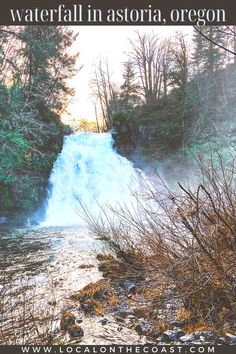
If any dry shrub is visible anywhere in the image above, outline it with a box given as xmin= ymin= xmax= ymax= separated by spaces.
xmin=83 ymin=154 xmax=236 ymax=329
xmin=0 ymin=271 xmax=58 ymax=344
xmin=70 ymin=279 xmax=113 ymax=315
xmin=71 ymin=279 xmax=111 ymax=302
xmin=96 ymin=252 xmax=146 ymax=282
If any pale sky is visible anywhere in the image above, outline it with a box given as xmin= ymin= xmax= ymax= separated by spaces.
xmin=65 ymin=26 xmax=193 ymax=122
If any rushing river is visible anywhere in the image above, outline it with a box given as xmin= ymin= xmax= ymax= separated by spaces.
xmin=0 ymin=132 xmax=144 ymax=344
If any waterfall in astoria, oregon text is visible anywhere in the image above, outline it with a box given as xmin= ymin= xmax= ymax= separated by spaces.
xmin=43 ymin=132 xmax=140 ymax=226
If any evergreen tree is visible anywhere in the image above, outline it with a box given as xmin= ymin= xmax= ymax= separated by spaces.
xmin=22 ymin=26 xmax=78 ymax=112
xmin=119 ymin=61 xmax=140 ymax=109
xmin=169 ymin=33 xmax=189 ymax=96
xmin=192 ymin=26 xmax=226 ymax=75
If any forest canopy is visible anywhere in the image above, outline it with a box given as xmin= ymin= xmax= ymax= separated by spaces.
xmin=91 ymin=26 xmax=236 ymax=161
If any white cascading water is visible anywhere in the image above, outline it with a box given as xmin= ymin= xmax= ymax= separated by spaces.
xmin=43 ymin=132 xmax=140 ymax=226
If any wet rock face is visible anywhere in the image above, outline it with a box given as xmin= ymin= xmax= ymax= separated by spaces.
xmin=134 ymin=320 xmax=150 ymax=335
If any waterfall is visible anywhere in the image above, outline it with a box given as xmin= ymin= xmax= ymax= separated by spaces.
xmin=42 ymin=132 xmax=140 ymax=226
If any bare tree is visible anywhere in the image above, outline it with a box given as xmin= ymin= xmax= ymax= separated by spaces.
xmin=90 ymin=58 xmax=118 ymax=129
xmin=94 ymin=102 xmax=100 ymax=133
xmin=128 ymin=31 xmax=164 ymax=105
xmin=158 ymin=38 xmax=173 ymax=97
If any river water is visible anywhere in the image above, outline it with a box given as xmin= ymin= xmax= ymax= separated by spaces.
xmin=0 ymin=132 xmax=145 ymax=344
xmin=0 ymin=226 xmax=103 ymax=344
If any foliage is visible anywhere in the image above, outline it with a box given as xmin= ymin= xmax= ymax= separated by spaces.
xmin=192 ymin=26 xmax=227 ymax=74
xmin=0 ymin=26 xmax=79 ymax=113
xmin=83 ymin=155 xmax=236 ymax=330
xmin=119 ymin=60 xmax=140 ymax=109
xmin=105 ymin=28 xmax=236 ymax=163
xmin=0 ymin=116 xmax=65 ymax=215
xmin=0 ymin=25 xmax=77 ymax=217
xmin=21 ymin=26 xmax=78 ymax=112
xmin=111 ymin=60 xmax=236 ymax=161
xmin=78 ymin=118 xmax=100 ymax=132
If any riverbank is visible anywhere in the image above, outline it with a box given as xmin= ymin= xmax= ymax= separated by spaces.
xmin=1 ymin=135 xmax=235 ymax=346
xmin=54 ymin=253 xmax=236 ymax=345
xmin=0 ymin=226 xmax=101 ymax=345
xmin=53 ymin=155 xmax=236 ymax=346
xmin=1 ymin=199 xmax=236 ymax=346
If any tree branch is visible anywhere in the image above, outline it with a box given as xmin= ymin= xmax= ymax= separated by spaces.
xmin=193 ymin=25 xmax=236 ymax=56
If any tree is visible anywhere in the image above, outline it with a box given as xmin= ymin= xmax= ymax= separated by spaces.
xmin=169 ymin=32 xmax=189 ymax=96
xmin=128 ymin=31 xmax=163 ymax=106
xmin=159 ymin=38 xmax=172 ymax=97
xmin=0 ymin=26 xmax=79 ymax=217
xmin=221 ymin=26 xmax=236 ymax=64
xmin=0 ymin=26 xmax=79 ymax=116
xmin=90 ymin=58 xmax=117 ymax=129
xmin=192 ymin=26 xmax=226 ymax=75
xmin=21 ymin=26 xmax=78 ymax=113
xmin=193 ymin=26 xmax=236 ymax=60
xmin=0 ymin=26 xmax=24 ymax=84
xmin=119 ymin=60 xmax=140 ymax=109
xmin=232 ymin=26 xmax=236 ymax=63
